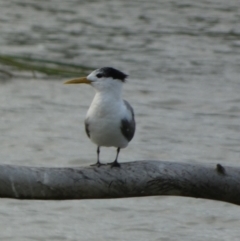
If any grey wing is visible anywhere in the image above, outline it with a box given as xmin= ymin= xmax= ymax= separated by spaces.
xmin=121 ymin=100 xmax=136 ymax=142
xmin=84 ymin=118 xmax=90 ymax=138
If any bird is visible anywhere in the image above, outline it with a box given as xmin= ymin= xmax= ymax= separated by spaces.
xmin=64 ymin=67 xmax=135 ymax=167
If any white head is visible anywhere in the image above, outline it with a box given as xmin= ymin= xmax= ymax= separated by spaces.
xmin=65 ymin=67 xmax=128 ymax=95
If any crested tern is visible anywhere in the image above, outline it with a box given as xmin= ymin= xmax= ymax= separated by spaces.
xmin=64 ymin=67 xmax=135 ymax=167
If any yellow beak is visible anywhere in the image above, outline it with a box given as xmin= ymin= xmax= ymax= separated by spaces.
xmin=64 ymin=77 xmax=91 ymax=85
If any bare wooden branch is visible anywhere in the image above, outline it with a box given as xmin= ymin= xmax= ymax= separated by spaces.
xmin=0 ymin=161 xmax=240 ymax=205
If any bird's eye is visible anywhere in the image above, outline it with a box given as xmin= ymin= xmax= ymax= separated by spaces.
xmin=96 ymin=73 xmax=103 ymax=78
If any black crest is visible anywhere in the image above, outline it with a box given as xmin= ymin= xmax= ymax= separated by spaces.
xmin=98 ymin=67 xmax=128 ymax=82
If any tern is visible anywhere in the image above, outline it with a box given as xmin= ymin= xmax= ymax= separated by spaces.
xmin=64 ymin=67 xmax=135 ymax=167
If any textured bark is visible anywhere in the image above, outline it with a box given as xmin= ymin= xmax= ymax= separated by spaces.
xmin=0 ymin=161 xmax=239 ymax=205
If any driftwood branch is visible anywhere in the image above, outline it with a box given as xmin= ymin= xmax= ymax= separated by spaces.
xmin=0 ymin=161 xmax=240 ymax=205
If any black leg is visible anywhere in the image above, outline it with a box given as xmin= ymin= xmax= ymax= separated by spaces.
xmin=108 ymin=148 xmax=121 ymax=168
xmin=91 ymin=146 xmax=104 ymax=167
xmin=97 ymin=146 xmax=100 ymax=163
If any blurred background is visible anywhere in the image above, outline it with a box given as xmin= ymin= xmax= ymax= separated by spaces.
xmin=0 ymin=0 xmax=240 ymax=240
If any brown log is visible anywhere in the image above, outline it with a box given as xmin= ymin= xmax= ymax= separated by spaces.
xmin=0 ymin=161 xmax=239 ymax=205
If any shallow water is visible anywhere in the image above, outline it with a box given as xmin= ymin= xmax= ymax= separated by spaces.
xmin=1 ymin=0 xmax=240 ymax=240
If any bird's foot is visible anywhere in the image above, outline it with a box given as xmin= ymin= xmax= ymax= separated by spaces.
xmin=107 ymin=160 xmax=121 ymax=168
xmin=90 ymin=162 xmax=105 ymax=167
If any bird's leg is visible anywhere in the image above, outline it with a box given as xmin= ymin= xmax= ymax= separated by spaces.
xmin=108 ymin=148 xmax=121 ymax=168
xmin=91 ymin=146 xmax=104 ymax=167
xmin=97 ymin=146 xmax=100 ymax=163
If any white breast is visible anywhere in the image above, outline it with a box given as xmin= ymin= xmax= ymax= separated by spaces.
xmin=86 ymin=93 xmax=129 ymax=148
